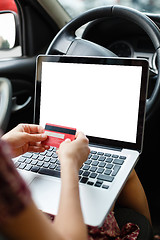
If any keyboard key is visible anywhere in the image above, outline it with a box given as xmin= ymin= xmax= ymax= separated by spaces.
xmin=37 ymin=161 xmax=44 ymax=167
xmin=31 ymin=160 xmax=38 ymax=165
xmin=33 ymin=152 xmax=39 ymax=155
xmin=99 ymin=156 xmax=106 ymax=161
xmin=31 ymin=166 xmax=40 ymax=173
xmin=23 ymin=152 xmax=33 ymax=158
xmin=104 ymin=169 xmax=112 ymax=175
xmin=112 ymin=165 xmax=121 ymax=176
xmin=40 ymin=150 xmax=47 ymax=156
xmin=52 ymin=153 xmax=58 ymax=158
xmin=19 ymin=163 xmax=26 ymax=169
xmin=83 ymin=165 xmax=90 ymax=170
xmin=32 ymin=154 xmax=38 ymax=160
xmin=83 ymin=171 xmax=90 ymax=177
xmin=80 ymin=177 xmax=88 ymax=183
xmin=102 ymin=184 xmax=109 ymax=189
xmin=56 ymin=166 xmax=61 ymax=171
xmin=97 ymin=174 xmax=114 ymax=182
xmin=97 ymin=180 xmax=103 ymax=184
xmin=106 ymin=158 xmax=113 ymax=163
xmin=85 ymin=159 xmax=92 ymax=165
xmin=90 ymin=166 xmax=97 ymax=172
xmin=90 ymin=172 xmax=97 ymax=178
xmin=79 ymin=170 xmax=83 ymax=175
xmin=49 ymin=164 xmax=56 ymax=169
xmin=88 ymin=153 xmax=92 ymax=159
xmin=39 ymin=168 xmax=61 ymax=178
xmin=106 ymin=163 xmax=113 ymax=169
xmin=97 ymin=152 xmax=104 ymax=155
xmin=43 ymin=162 xmax=50 ymax=168
xmin=24 ymin=164 xmax=32 ymax=171
xmin=15 ymin=162 xmax=20 ymax=168
xmin=95 ymin=181 xmax=103 ymax=187
xmin=25 ymin=158 xmax=32 ymax=164
xmin=99 ymin=162 xmax=106 ymax=168
xmin=50 ymin=158 xmax=57 ymax=163
xmin=18 ymin=157 xmax=26 ymax=163
xmin=97 ymin=168 xmax=104 ymax=174
xmin=119 ymin=156 xmax=126 ymax=160
xmin=56 ymin=160 xmax=60 ymax=165
xmin=46 ymin=152 xmax=53 ymax=157
xmin=90 ymin=150 xmax=97 ymax=154
xmin=92 ymin=160 xmax=99 ymax=166
xmin=87 ymin=181 xmax=94 ymax=186
xmin=38 ymin=155 xmax=44 ymax=161
xmin=91 ymin=155 xmax=99 ymax=160
xmin=113 ymin=159 xmax=124 ymax=165
xmin=112 ymin=154 xmax=119 ymax=158
xmin=44 ymin=157 xmax=50 ymax=162
xmin=104 ymin=153 xmax=111 ymax=157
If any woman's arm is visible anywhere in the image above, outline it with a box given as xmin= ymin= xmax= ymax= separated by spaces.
xmin=54 ymin=133 xmax=90 ymax=240
xmin=0 ymin=132 xmax=89 ymax=240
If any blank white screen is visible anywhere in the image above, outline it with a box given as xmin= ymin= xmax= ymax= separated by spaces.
xmin=39 ymin=62 xmax=142 ymax=143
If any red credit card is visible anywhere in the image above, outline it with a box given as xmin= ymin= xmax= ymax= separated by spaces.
xmin=43 ymin=123 xmax=76 ymax=148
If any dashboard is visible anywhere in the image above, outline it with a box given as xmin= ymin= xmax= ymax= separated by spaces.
xmin=82 ymin=15 xmax=160 ymax=74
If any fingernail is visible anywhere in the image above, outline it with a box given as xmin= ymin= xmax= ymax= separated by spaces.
xmin=45 ymin=145 xmax=50 ymax=149
xmin=65 ymin=138 xmax=71 ymax=142
xmin=41 ymin=133 xmax=47 ymax=139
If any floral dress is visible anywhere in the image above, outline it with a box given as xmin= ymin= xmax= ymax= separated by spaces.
xmin=0 ymin=138 xmax=139 ymax=239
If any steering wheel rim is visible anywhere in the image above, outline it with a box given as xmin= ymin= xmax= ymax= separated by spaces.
xmin=0 ymin=78 xmax=12 ymax=133
xmin=46 ymin=5 xmax=160 ymax=120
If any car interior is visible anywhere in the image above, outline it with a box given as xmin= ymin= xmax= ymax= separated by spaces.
xmin=0 ymin=0 xmax=160 ymax=239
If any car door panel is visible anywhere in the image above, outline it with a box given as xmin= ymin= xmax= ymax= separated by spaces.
xmin=0 ymin=57 xmax=36 ymax=131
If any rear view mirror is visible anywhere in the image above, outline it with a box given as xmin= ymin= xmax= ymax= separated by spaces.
xmin=0 ymin=11 xmax=17 ymax=50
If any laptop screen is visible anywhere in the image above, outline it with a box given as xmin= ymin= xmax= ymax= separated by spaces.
xmin=34 ymin=56 xmax=149 ymax=151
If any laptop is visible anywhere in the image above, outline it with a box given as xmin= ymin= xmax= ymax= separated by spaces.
xmin=15 ymin=55 xmax=149 ymax=227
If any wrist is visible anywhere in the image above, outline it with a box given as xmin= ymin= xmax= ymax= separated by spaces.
xmin=61 ymin=157 xmax=79 ymax=171
xmin=60 ymin=157 xmax=80 ymax=180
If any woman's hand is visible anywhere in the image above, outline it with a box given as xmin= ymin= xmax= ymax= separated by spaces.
xmin=1 ymin=124 xmax=49 ymax=157
xmin=57 ymin=132 xmax=90 ymax=171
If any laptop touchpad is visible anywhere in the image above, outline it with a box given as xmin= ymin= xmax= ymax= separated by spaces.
xmin=29 ymin=176 xmax=61 ymax=215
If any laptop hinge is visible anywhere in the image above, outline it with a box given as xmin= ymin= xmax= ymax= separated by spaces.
xmin=89 ymin=143 xmax=122 ymax=152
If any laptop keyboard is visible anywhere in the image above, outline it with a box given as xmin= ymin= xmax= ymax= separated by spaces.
xmin=15 ymin=147 xmax=126 ymax=190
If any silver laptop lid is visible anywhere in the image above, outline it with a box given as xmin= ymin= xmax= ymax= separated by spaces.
xmin=34 ymin=55 xmax=149 ymax=152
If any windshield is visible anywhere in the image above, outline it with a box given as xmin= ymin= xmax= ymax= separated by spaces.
xmin=58 ymin=0 xmax=160 ymax=18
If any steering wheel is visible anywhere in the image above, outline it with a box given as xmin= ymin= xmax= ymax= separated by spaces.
xmin=0 ymin=78 xmax=12 ymax=133
xmin=46 ymin=5 xmax=160 ymax=120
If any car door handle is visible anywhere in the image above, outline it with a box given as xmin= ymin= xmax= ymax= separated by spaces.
xmin=12 ymin=96 xmax=32 ymax=112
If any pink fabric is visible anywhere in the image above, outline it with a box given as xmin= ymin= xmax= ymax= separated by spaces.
xmin=0 ymin=138 xmax=31 ymax=225
xmin=88 ymin=211 xmax=140 ymax=240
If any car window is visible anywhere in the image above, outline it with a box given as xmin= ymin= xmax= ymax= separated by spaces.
xmin=58 ymin=0 xmax=160 ymax=18
xmin=0 ymin=0 xmax=21 ymax=58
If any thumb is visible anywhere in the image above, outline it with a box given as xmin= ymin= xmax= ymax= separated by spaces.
xmin=26 ymin=132 xmax=47 ymax=143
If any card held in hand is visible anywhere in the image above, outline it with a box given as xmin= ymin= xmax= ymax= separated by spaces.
xmin=43 ymin=123 xmax=76 ymax=148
